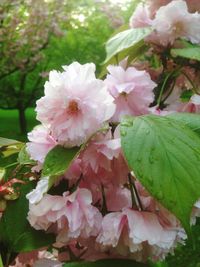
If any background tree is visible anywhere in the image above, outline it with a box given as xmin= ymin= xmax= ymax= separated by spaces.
xmin=0 ymin=0 xmax=133 ymax=135
xmin=0 ymin=0 xmax=64 ymax=134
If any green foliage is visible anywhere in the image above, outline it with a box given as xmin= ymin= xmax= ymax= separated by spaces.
xmin=63 ymin=259 xmax=149 ymax=267
xmin=167 ymin=113 xmax=200 ymax=136
xmin=180 ymin=89 xmax=193 ymax=102
xmin=165 ymin=219 xmax=200 ymax=267
xmin=0 ymin=108 xmax=37 ymax=141
xmin=120 ymin=115 xmax=200 ymax=234
xmin=0 ymin=137 xmax=23 ymax=158
xmin=171 ymin=46 xmax=200 ymax=61
xmin=18 ymin=145 xmax=35 ymax=165
xmin=0 ymin=0 xmax=118 ymax=135
xmin=0 ymin=182 xmax=55 ymax=253
xmin=42 ymin=145 xmax=80 ymax=177
xmin=44 ymin=5 xmax=113 ymax=74
xmin=0 ymin=137 xmax=21 ymax=147
xmin=104 ymin=27 xmax=152 ymax=63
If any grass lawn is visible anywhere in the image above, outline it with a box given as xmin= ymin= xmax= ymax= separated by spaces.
xmin=0 ymin=108 xmax=38 ymax=141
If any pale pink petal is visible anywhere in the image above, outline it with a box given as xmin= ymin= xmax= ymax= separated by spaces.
xmin=105 ymin=65 xmax=156 ymax=122
xmin=129 ymin=3 xmax=152 ymax=28
xmin=36 ymin=62 xmax=115 ymax=147
xmin=26 ymin=125 xmax=57 ymax=164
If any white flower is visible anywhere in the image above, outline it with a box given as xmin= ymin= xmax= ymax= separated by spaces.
xmin=152 ymin=0 xmax=200 ymax=45
xmin=26 ymin=177 xmax=49 ymax=204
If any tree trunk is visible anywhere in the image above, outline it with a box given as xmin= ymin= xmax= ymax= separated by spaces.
xmin=18 ymin=106 xmax=27 ymax=135
xmin=18 ymin=73 xmax=27 ymax=135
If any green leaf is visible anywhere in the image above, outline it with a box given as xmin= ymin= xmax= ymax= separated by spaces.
xmin=0 ymin=138 xmax=23 ymax=158
xmin=167 ymin=113 xmax=200 ymax=136
xmin=42 ymin=145 xmax=80 ymax=177
xmin=0 ymin=137 xmax=22 ymax=147
xmin=18 ymin=145 xmax=35 ymax=165
xmin=0 ymin=168 xmax=5 ymax=181
xmin=180 ymin=90 xmax=193 ymax=102
xmin=0 ymin=144 xmax=23 ymax=158
xmin=0 ymin=182 xmax=54 ymax=252
xmin=0 ymin=254 xmax=3 ymax=267
xmin=120 ymin=115 xmax=200 ymax=234
xmin=171 ymin=46 xmax=200 ymax=61
xmin=63 ymin=259 xmax=148 ymax=267
xmin=104 ymin=27 xmax=152 ymax=63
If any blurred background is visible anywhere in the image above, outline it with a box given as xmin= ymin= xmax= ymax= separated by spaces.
xmin=0 ymin=0 xmax=136 ymax=141
xmin=1 ymin=1 xmax=200 ymax=266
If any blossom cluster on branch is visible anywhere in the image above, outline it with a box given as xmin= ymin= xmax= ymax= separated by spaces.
xmin=2 ymin=0 xmax=200 ymax=266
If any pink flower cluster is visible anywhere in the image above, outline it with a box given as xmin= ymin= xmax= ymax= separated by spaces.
xmin=130 ymin=0 xmax=200 ymax=45
xmin=24 ymin=1 xmax=200 ymax=264
xmin=27 ymin=58 xmax=199 ymax=261
xmin=35 ymin=62 xmax=115 ymax=147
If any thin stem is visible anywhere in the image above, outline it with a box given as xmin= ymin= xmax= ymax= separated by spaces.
xmin=67 ymin=245 xmax=77 ymax=261
xmin=128 ymin=173 xmax=144 ymax=211
xmin=70 ymin=174 xmax=83 ymax=192
xmin=162 ymin=78 xmax=176 ymax=104
xmin=101 ymin=184 xmax=108 ymax=215
xmin=131 ymin=179 xmax=144 ymax=211
xmin=157 ymin=66 xmax=182 ymax=106
xmin=128 ymin=173 xmax=136 ymax=209
xmin=157 ymin=72 xmax=172 ymax=106
xmin=181 ymin=71 xmax=200 ymax=95
xmin=5 ymin=162 xmax=18 ymax=169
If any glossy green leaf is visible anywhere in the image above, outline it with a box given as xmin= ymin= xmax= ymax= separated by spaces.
xmin=63 ymin=259 xmax=148 ymax=267
xmin=0 ymin=137 xmax=22 ymax=147
xmin=42 ymin=145 xmax=80 ymax=177
xmin=0 ymin=182 xmax=55 ymax=252
xmin=171 ymin=47 xmax=200 ymax=61
xmin=167 ymin=113 xmax=200 ymax=136
xmin=104 ymin=27 xmax=152 ymax=63
xmin=18 ymin=145 xmax=35 ymax=165
xmin=0 ymin=138 xmax=23 ymax=158
xmin=120 ymin=115 xmax=200 ymax=233
xmin=0 ymin=144 xmax=23 ymax=158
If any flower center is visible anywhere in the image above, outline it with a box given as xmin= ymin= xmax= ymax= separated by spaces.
xmin=67 ymin=100 xmax=79 ymax=115
xmin=173 ymin=21 xmax=185 ymax=36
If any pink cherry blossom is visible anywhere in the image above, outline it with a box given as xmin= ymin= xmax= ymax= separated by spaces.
xmin=105 ymin=65 xmax=156 ymax=122
xmin=28 ymin=188 xmax=102 ymax=243
xmin=149 ymin=106 xmax=172 ymax=116
xmin=97 ymin=208 xmax=180 ymax=261
xmin=58 ymin=188 xmax=102 ymax=242
xmin=81 ymin=129 xmax=121 ymax=175
xmin=106 ymin=187 xmax=131 ymax=212
xmin=147 ymin=0 xmax=200 ymax=17
xmin=26 ymin=176 xmax=50 ymax=204
xmin=147 ymin=0 xmax=171 ymax=18
xmin=79 ymin=128 xmax=129 ymax=201
xmin=152 ymin=0 xmax=200 ymax=45
xmin=129 ymin=3 xmax=152 ymax=28
xmin=165 ymin=86 xmax=200 ymax=113
xmin=27 ymin=193 xmax=67 ymax=231
xmin=26 ymin=125 xmax=57 ymax=164
xmin=36 ymin=62 xmax=116 ymax=147
xmin=64 ymin=158 xmax=82 ymax=181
